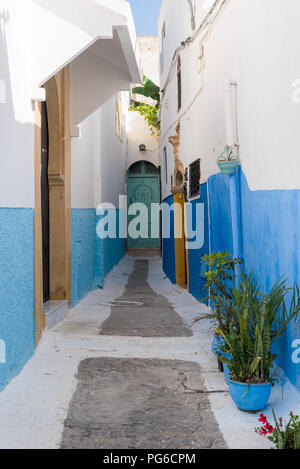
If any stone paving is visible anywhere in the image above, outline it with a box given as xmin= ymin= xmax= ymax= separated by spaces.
xmin=61 ymin=259 xmax=226 ymax=449
xmin=61 ymin=358 xmax=226 ymax=449
xmin=0 ymin=256 xmax=275 ymax=449
xmin=100 ymin=260 xmax=192 ymax=337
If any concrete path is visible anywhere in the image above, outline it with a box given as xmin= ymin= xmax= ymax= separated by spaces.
xmin=61 ymin=259 xmax=224 ymax=448
xmin=0 ymin=255 xmax=284 ymax=449
xmin=100 ymin=260 xmax=192 ymax=337
xmin=61 ymin=358 xmax=225 ymax=449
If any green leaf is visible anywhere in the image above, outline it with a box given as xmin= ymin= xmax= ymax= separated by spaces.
xmin=250 ymin=356 xmax=262 ymax=375
xmin=294 ymin=426 xmax=300 ymax=449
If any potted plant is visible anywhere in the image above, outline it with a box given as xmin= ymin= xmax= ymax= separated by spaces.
xmin=217 ymin=144 xmax=240 ymax=176
xmin=219 ymin=274 xmax=300 ymax=412
xmin=255 ymin=410 xmax=300 ymax=449
xmin=194 ymin=252 xmax=241 ymax=374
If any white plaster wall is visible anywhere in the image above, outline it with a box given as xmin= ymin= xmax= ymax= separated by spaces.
xmin=126 ymin=36 xmax=160 ymax=171
xmin=100 ymin=93 xmax=128 ymax=208
xmin=71 ymin=93 xmax=128 ymax=209
xmin=159 ymin=0 xmax=191 ymax=85
xmin=71 ymin=109 xmax=101 ymax=209
xmin=159 ymin=0 xmax=300 ymax=195
xmin=70 ymin=31 xmax=133 ymax=128
xmin=31 ymin=0 xmax=138 ymax=88
xmin=0 ymin=0 xmax=35 ymax=208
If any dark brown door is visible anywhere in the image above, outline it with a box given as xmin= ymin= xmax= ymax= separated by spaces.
xmin=41 ymin=102 xmax=50 ymax=303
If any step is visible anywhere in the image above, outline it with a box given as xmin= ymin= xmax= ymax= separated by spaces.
xmin=44 ymin=300 xmax=69 ymax=330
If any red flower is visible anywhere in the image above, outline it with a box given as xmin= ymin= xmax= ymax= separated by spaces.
xmin=258 ymin=414 xmax=268 ymax=424
xmin=265 ymin=423 xmax=274 ymax=434
xmin=261 ymin=428 xmax=267 ymax=436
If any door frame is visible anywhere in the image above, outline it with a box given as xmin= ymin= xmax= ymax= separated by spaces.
xmin=34 ymin=66 xmax=71 ymax=344
xmin=127 ymin=161 xmax=161 ymax=250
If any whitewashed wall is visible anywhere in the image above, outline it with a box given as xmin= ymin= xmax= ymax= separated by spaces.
xmin=126 ymin=36 xmax=160 ymax=171
xmin=71 ymin=92 xmax=128 ymax=209
xmin=0 ymin=0 xmax=35 ymax=208
xmin=159 ymin=0 xmax=300 ymax=199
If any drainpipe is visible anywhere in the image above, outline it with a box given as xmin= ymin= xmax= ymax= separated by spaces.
xmin=224 ymin=80 xmax=243 ymax=261
xmin=187 ymin=0 xmax=196 ymax=30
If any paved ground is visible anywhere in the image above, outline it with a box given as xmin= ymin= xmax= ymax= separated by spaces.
xmin=61 ymin=358 xmax=226 ymax=449
xmin=100 ymin=260 xmax=192 ymax=337
xmin=62 ymin=259 xmax=224 ymax=449
xmin=0 ymin=255 xmax=286 ymax=449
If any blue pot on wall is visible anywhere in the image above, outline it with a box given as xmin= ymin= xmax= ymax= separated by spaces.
xmin=217 ymin=159 xmax=240 ymax=176
xmin=229 ymin=380 xmax=272 ymax=412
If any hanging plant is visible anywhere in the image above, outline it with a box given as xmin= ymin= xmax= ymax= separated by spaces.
xmin=217 ymin=144 xmax=240 ymax=175
xmin=129 ymin=75 xmax=160 ymax=136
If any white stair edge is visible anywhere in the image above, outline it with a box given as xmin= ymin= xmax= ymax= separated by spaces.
xmin=44 ymin=300 xmax=69 ymax=330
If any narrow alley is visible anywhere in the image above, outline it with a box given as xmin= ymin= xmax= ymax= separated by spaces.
xmin=2 ymin=0 xmax=300 ymax=454
xmin=0 ymin=254 xmax=283 ymax=450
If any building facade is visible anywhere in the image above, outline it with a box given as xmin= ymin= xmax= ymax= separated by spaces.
xmin=126 ymin=36 xmax=161 ymax=250
xmin=159 ymin=0 xmax=300 ymax=390
xmin=0 ymin=0 xmax=140 ymax=390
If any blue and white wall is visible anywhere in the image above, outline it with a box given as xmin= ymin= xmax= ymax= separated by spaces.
xmin=71 ymin=93 xmax=128 ymax=306
xmin=0 ymin=0 xmax=139 ymax=390
xmin=159 ymin=0 xmax=300 ymax=389
xmin=0 ymin=1 xmax=36 ymax=390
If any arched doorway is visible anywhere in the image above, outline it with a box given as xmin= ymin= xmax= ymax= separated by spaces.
xmin=127 ymin=161 xmax=160 ymax=250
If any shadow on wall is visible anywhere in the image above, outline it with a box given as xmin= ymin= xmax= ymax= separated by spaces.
xmin=0 ymin=10 xmax=36 ymax=391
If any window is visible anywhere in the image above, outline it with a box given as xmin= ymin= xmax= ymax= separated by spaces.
xmin=144 ymin=162 xmax=158 ymax=174
xmin=129 ymin=161 xmax=142 ymax=174
xmin=163 ymin=147 xmax=168 ymax=183
xmin=128 ymin=161 xmax=158 ymax=175
xmin=177 ymin=56 xmax=182 ymax=112
xmin=189 ymin=159 xmax=201 ymax=198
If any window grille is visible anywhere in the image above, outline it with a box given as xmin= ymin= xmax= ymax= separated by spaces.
xmin=189 ymin=159 xmax=201 ymax=198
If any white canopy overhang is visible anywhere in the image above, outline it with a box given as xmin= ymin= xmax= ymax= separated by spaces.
xmin=32 ymin=0 xmax=141 ymax=124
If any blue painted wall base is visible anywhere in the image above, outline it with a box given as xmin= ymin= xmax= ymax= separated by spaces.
xmin=208 ymin=168 xmax=300 ymax=391
xmin=0 ymin=209 xmax=35 ymax=391
xmin=161 ymin=168 xmax=300 ymax=391
xmin=187 ymin=183 xmax=210 ymax=302
xmin=162 ymin=195 xmax=176 ymax=284
xmin=71 ymin=209 xmax=125 ymax=306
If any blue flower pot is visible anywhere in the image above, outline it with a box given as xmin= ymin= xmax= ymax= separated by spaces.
xmin=217 ymin=160 xmax=239 ymax=176
xmin=229 ymin=380 xmax=272 ymax=412
xmin=219 ymin=350 xmax=231 ymax=384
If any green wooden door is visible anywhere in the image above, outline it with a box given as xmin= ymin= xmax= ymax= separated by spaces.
xmin=127 ymin=162 xmax=160 ymax=249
